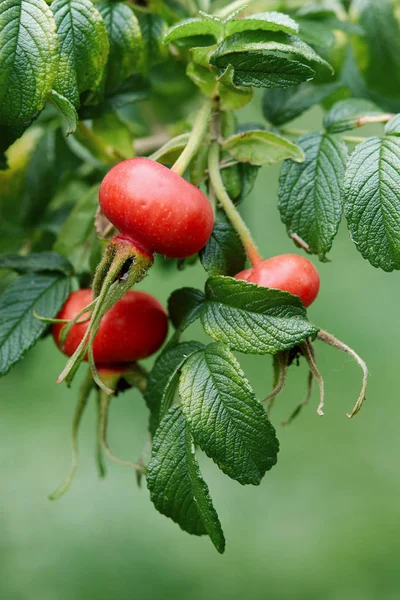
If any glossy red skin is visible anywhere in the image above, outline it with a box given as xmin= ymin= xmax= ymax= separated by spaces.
xmin=235 ymin=254 xmax=320 ymax=307
xmin=52 ymin=289 xmax=168 ymax=364
xmin=99 ymin=158 xmax=214 ymax=258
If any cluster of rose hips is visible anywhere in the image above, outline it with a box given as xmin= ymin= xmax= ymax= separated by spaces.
xmin=50 ymin=156 xmax=365 ymax=499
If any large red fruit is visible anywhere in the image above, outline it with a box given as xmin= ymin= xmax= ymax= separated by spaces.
xmin=52 ymin=289 xmax=168 ymax=364
xmin=235 ymin=254 xmax=320 ymax=307
xmin=99 ymin=158 xmax=214 ymax=258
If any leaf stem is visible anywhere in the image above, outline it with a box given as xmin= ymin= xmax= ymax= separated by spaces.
xmin=208 ymin=140 xmax=262 ymax=266
xmin=49 ymin=369 xmax=94 ymax=500
xmin=171 ymin=100 xmax=213 ymax=176
xmin=317 ymin=329 xmax=368 ymax=418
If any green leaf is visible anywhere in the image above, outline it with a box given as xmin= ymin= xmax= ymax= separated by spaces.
xmin=144 ymin=341 xmax=204 ymax=435
xmin=164 ymin=18 xmax=222 ymax=45
xmin=0 ymin=273 xmax=70 ymax=377
xmin=147 ymin=405 xmax=225 ymax=553
xmin=21 ymin=131 xmax=59 ymax=227
xmin=263 ymin=81 xmax=341 ymax=126
xmin=323 ymin=98 xmax=383 ymax=133
xmin=0 ymin=252 xmax=73 ymax=276
xmin=384 ymin=114 xmax=400 ymax=136
xmin=354 ymin=0 xmax=400 ymax=101
xmin=168 ymin=288 xmax=205 ymax=335
xmin=49 ymin=90 xmax=78 ymax=135
xmin=92 ymin=113 xmax=134 ymax=159
xmin=186 ymin=61 xmax=218 ymax=97
xmin=0 ymin=0 xmax=57 ymax=126
xmin=150 ymin=133 xmax=190 ymax=165
xmin=138 ymin=14 xmax=168 ymax=72
xmin=79 ymin=75 xmax=149 ymax=119
xmin=222 ymin=130 xmax=304 ymax=166
xmin=296 ymin=18 xmax=335 ymax=49
xmin=200 ymin=276 xmax=318 ymax=354
xmin=199 ymin=222 xmax=246 ymax=276
xmin=97 ymin=2 xmax=142 ymax=92
xmin=278 ymin=133 xmax=348 ymax=260
xmin=225 ymin=11 xmax=299 ymax=36
xmin=51 ymin=0 xmax=109 ymax=108
xmin=179 ymin=343 xmax=279 ymax=485
xmin=54 ymin=184 xmax=99 ymax=258
xmin=210 ymin=30 xmax=332 ymax=89
xmin=344 ymin=136 xmax=400 ymax=271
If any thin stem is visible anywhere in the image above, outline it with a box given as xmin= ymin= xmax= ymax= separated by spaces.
xmin=208 ymin=140 xmax=262 ymax=266
xmin=301 ymin=340 xmax=325 ymax=416
xmin=317 ymin=329 xmax=368 ymax=419
xmin=95 ymin=392 xmax=106 ymax=478
xmin=263 ymin=352 xmax=288 ymax=413
xmin=282 ymin=370 xmax=314 ymax=426
xmin=49 ymin=370 xmax=94 ymax=500
xmin=171 ymin=100 xmax=213 ymax=176
xmin=355 ymin=113 xmax=393 ymax=126
xmin=99 ymin=390 xmax=145 ymax=472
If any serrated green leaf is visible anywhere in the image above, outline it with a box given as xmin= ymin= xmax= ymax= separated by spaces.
xmin=0 ymin=252 xmax=73 ymax=276
xmin=97 ymin=2 xmax=142 ymax=92
xmin=0 ymin=273 xmax=70 ymax=376
xmin=179 ymin=342 xmax=279 ymax=485
xmin=200 ymin=276 xmax=318 ymax=354
xmin=164 ymin=18 xmax=222 ymax=45
xmin=49 ymin=90 xmax=78 ymax=135
xmin=138 ymin=14 xmax=168 ymax=72
xmin=0 ymin=0 xmax=57 ymax=126
xmin=344 ymin=136 xmax=400 ymax=271
xmin=278 ymin=132 xmax=348 ymax=260
xmin=200 ymin=222 xmax=245 ymax=276
xmin=323 ymin=98 xmax=383 ymax=133
xmin=145 ymin=341 xmax=204 ymax=435
xmin=54 ymin=184 xmax=99 ymax=258
xmin=210 ymin=31 xmax=325 ymax=88
xmin=168 ymin=287 xmax=205 ymax=334
xmin=222 ymin=130 xmax=304 ymax=166
xmin=384 ymin=114 xmax=400 ymax=136
xmin=150 ymin=133 xmax=190 ymax=165
xmin=51 ymin=0 xmax=109 ymax=107
xmin=147 ymin=405 xmax=225 ymax=553
xmin=225 ymin=11 xmax=299 ymax=36
xmin=262 ymin=81 xmax=341 ymax=126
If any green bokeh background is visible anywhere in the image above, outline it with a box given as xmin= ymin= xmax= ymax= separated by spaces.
xmin=1 ymin=105 xmax=399 ymax=600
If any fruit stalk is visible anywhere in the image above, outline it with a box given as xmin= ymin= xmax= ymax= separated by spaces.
xmin=171 ymin=100 xmax=213 ymax=177
xmin=208 ymin=138 xmax=262 ymax=266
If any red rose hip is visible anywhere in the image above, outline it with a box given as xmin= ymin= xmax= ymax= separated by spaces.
xmin=235 ymin=254 xmax=320 ymax=307
xmin=99 ymin=158 xmax=214 ymax=258
xmin=53 ymin=289 xmax=168 ymax=364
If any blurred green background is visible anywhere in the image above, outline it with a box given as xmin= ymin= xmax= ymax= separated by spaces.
xmin=1 ymin=103 xmax=399 ymax=600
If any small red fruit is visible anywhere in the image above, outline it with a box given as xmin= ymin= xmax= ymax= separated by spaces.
xmin=99 ymin=158 xmax=214 ymax=258
xmin=235 ymin=254 xmax=320 ymax=307
xmin=52 ymin=289 xmax=168 ymax=364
